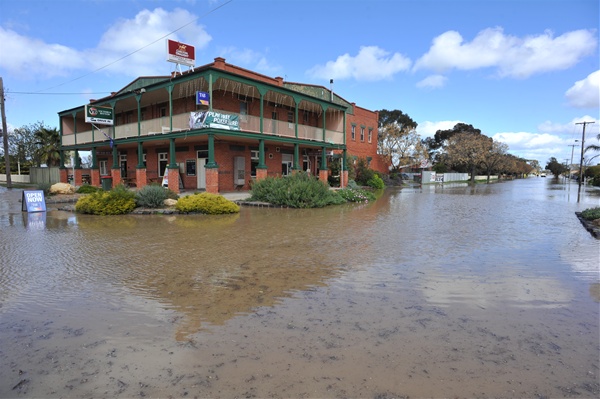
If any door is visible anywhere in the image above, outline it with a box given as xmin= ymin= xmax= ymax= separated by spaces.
xmin=197 ymin=158 xmax=208 ymax=190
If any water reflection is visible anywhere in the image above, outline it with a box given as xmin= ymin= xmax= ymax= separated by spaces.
xmin=0 ymin=180 xmax=598 ymax=398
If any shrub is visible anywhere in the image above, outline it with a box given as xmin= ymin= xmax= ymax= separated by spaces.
xmin=581 ymin=207 xmax=600 ymax=221
xmin=176 ymin=192 xmax=240 ymax=214
xmin=250 ymin=172 xmax=344 ymax=208
xmin=136 ymin=184 xmax=170 ymax=208
xmin=75 ymin=184 xmax=136 ymax=215
xmin=354 ymin=157 xmax=375 ymax=186
xmin=367 ymin=174 xmax=385 ymax=189
xmin=37 ymin=183 xmax=52 ymax=196
xmin=337 ymin=187 xmax=376 ymax=203
xmin=76 ymin=184 xmax=100 ymax=194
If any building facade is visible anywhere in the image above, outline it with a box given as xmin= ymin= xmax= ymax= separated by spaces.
xmin=58 ymin=57 xmax=385 ymax=193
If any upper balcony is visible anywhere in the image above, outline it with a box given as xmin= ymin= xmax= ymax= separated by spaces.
xmin=61 ymin=108 xmax=345 ymax=147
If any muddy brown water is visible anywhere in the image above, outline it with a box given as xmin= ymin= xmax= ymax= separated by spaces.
xmin=1 ymin=178 xmax=599 ymax=398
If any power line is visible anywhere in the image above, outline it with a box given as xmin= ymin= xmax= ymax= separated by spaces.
xmin=21 ymin=0 xmax=234 ymax=94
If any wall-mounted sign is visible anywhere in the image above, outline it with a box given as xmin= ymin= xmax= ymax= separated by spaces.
xmin=166 ymin=39 xmax=195 ymax=67
xmin=196 ymin=91 xmax=210 ymax=105
xmin=189 ymin=111 xmax=240 ymax=131
xmin=85 ymin=104 xmax=114 ymax=125
xmin=22 ymin=190 xmax=46 ymax=213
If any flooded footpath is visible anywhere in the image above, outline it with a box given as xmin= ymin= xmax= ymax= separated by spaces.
xmin=0 ymin=178 xmax=599 ymax=398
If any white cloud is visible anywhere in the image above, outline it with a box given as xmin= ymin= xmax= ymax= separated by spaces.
xmin=416 ymin=74 xmax=447 ymax=89
xmin=0 ymin=8 xmax=212 ymax=79
xmin=565 ymin=70 xmax=600 ymax=108
xmin=0 ymin=27 xmax=86 ymax=78
xmin=414 ymin=28 xmax=597 ymax=79
xmin=416 ymin=120 xmax=462 ymax=138
xmin=307 ymin=46 xmax=411 ymax=81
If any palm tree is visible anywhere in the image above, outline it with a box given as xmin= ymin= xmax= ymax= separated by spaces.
xmin=34 ymin=127 xmax=61 ymax=167
xmin=585 ymin=133 xmax=600 ymax=153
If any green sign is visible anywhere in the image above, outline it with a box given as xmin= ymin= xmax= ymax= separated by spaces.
xmin=85 ymin=104 xmax=114 ymax=125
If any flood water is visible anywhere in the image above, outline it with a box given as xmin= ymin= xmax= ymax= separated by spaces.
xmin=1 ymin=178 xmax=599 ymax=398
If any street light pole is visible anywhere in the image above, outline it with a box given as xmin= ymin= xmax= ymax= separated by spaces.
xmin=576 ymin=121 xmax=595 ymax=203
xmin=568 ymin=140 xmax=579 ymax=180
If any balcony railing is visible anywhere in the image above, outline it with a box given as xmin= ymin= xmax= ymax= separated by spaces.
xmin=62 ymin=109 xmax=344 ymax=146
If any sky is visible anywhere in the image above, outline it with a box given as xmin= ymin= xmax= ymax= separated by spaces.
xmin=0 ymin=0 xmax=599 ymax=167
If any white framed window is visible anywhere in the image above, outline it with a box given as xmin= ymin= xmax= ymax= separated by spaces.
xmin=158 ymin=152 xmax=168 ymax=177
xmin=360 ymin=126 xmax=365 ymax=142
xmin=368 ymin=129 xmax=373 ymax=143
xmin=351 ymin=125 xmax=356 ymax=141
xmin=250 ymin=150 xmax=259 ymax=178
xmin=99 ymin=160 xmax=108 ymax=176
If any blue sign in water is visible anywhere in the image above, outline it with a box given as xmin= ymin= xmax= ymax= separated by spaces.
xmin=22 ymin=190 xmax=47 ymax=213
xmin=196 ymin=91 xmax=210 ymax=105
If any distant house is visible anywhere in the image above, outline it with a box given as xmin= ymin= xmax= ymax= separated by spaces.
xmin=57 ymin=57 xmax=385 ymax=193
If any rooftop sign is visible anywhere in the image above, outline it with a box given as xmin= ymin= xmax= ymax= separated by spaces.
xmin=166 ymin=39 xmax=195 ymax=67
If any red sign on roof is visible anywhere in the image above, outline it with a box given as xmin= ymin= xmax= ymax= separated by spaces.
xmin=166 ymin=39 xmax=195 ymax=67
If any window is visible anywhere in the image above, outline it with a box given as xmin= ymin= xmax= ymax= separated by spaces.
xmin=368 ymin=128 xmax=373 ymax=143
xmin=287 ymin=111 xmax=294 ymax=123
xmin=250 ymin=150 xmax=259 ymax=178
xmin=303 ymin=111 xmax=309 ymax=124
xmin=240 ymin=102 xmax=248 ymax=115
xmin=351 ymin=125 xmax=356 ymax=141
xmin=282 ymin=154 xmax=293 ymax=176
xmin=360 ymin=126 xmax=365 ymax=142
xmin=160 ymin=107 xmax=167 ymax=117
xmin=158 ymin=153 xmax=168 ymax=177
xmin=120 ymin=153 xmax=127 ymax=178
xmin=99 ymin=160 xmax=108 ymax=176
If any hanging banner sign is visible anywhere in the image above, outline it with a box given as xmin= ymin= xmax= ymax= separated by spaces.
xmin=22 ymin=190 xmax=47 ymax=213
xmin=166 ymin=39 xmax=195 ymax=67
xmin=196 ymin=91 xmax=210 ymax=105
xmin=85 ymin=104 xmax=114 ymax=125
xmin=189 ymin=111 xmax=240 ymax=131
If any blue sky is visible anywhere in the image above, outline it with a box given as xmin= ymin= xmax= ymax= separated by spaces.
xmin=1 ymin=0 xmax=598 ymax=167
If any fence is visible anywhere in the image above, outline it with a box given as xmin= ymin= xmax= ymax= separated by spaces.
xmin=29 ymin=167 xmax=61 ymax=184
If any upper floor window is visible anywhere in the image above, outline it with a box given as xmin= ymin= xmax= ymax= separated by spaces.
xmin=360 ymin=126 xmax=365 ymax=142
xmin=368 ymin=128 xmax=373 ymax=143
xmin=351 ymin=125 xmax=356 ymax=141
xmin=287 ymin=111 xmax=294 ymax=123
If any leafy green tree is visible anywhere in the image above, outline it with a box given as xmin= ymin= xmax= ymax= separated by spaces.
xmin=9 ymin=122 xmax=44 ymax=166
xmin=546 ymin=157 xmax=567 ymax=178
xmin=443 ymin=132 xmax=492 ymax=183
xmin=424 ymin=123 xmax=482 ymax=163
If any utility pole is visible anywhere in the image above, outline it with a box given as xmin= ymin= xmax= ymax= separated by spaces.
xmin=576 ymin=121 xmax=595 ymax=203
xmin=568 ymin=141 xmax=578 ymax=179
xmin=0 ymin=77 xmax=11 ymax=188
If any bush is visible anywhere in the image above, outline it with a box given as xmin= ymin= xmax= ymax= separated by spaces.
xmin=581 ymin=207 xmax=600 ymax=221
xmin=250 ymin=172 xmax=344 ymax=208
xmin=337 ymin=187 xmax=376 ymax=203
xmin=354 ymin=157 xmax=375 ymax=186
xmin=176 ymin=192 xmax=240 ymax=214
xmin=37 ymin=183 xmax=52 ymax=196
xmin=76 ymin=184 xmax=100 ymax=194
xmin=75 ymin=184 xmax=136 ymax=215
xmin=135 ymin=184 xmax=171 ymax=208
xmin=367 ymin=174 xmax=385 ymax=189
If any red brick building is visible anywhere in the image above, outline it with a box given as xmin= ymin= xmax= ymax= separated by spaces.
xmin=58 ymin=57 xmax=386 ymax=193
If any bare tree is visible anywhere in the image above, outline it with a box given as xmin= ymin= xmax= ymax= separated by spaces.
xmin=443 ymin=132 xmax=492 ymax=183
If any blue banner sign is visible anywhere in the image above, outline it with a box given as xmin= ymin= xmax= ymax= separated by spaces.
xmin=196 ymin=91 xmax=210 ymax=105
xmin=22 ymin=190 xmax=47 ymax=213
